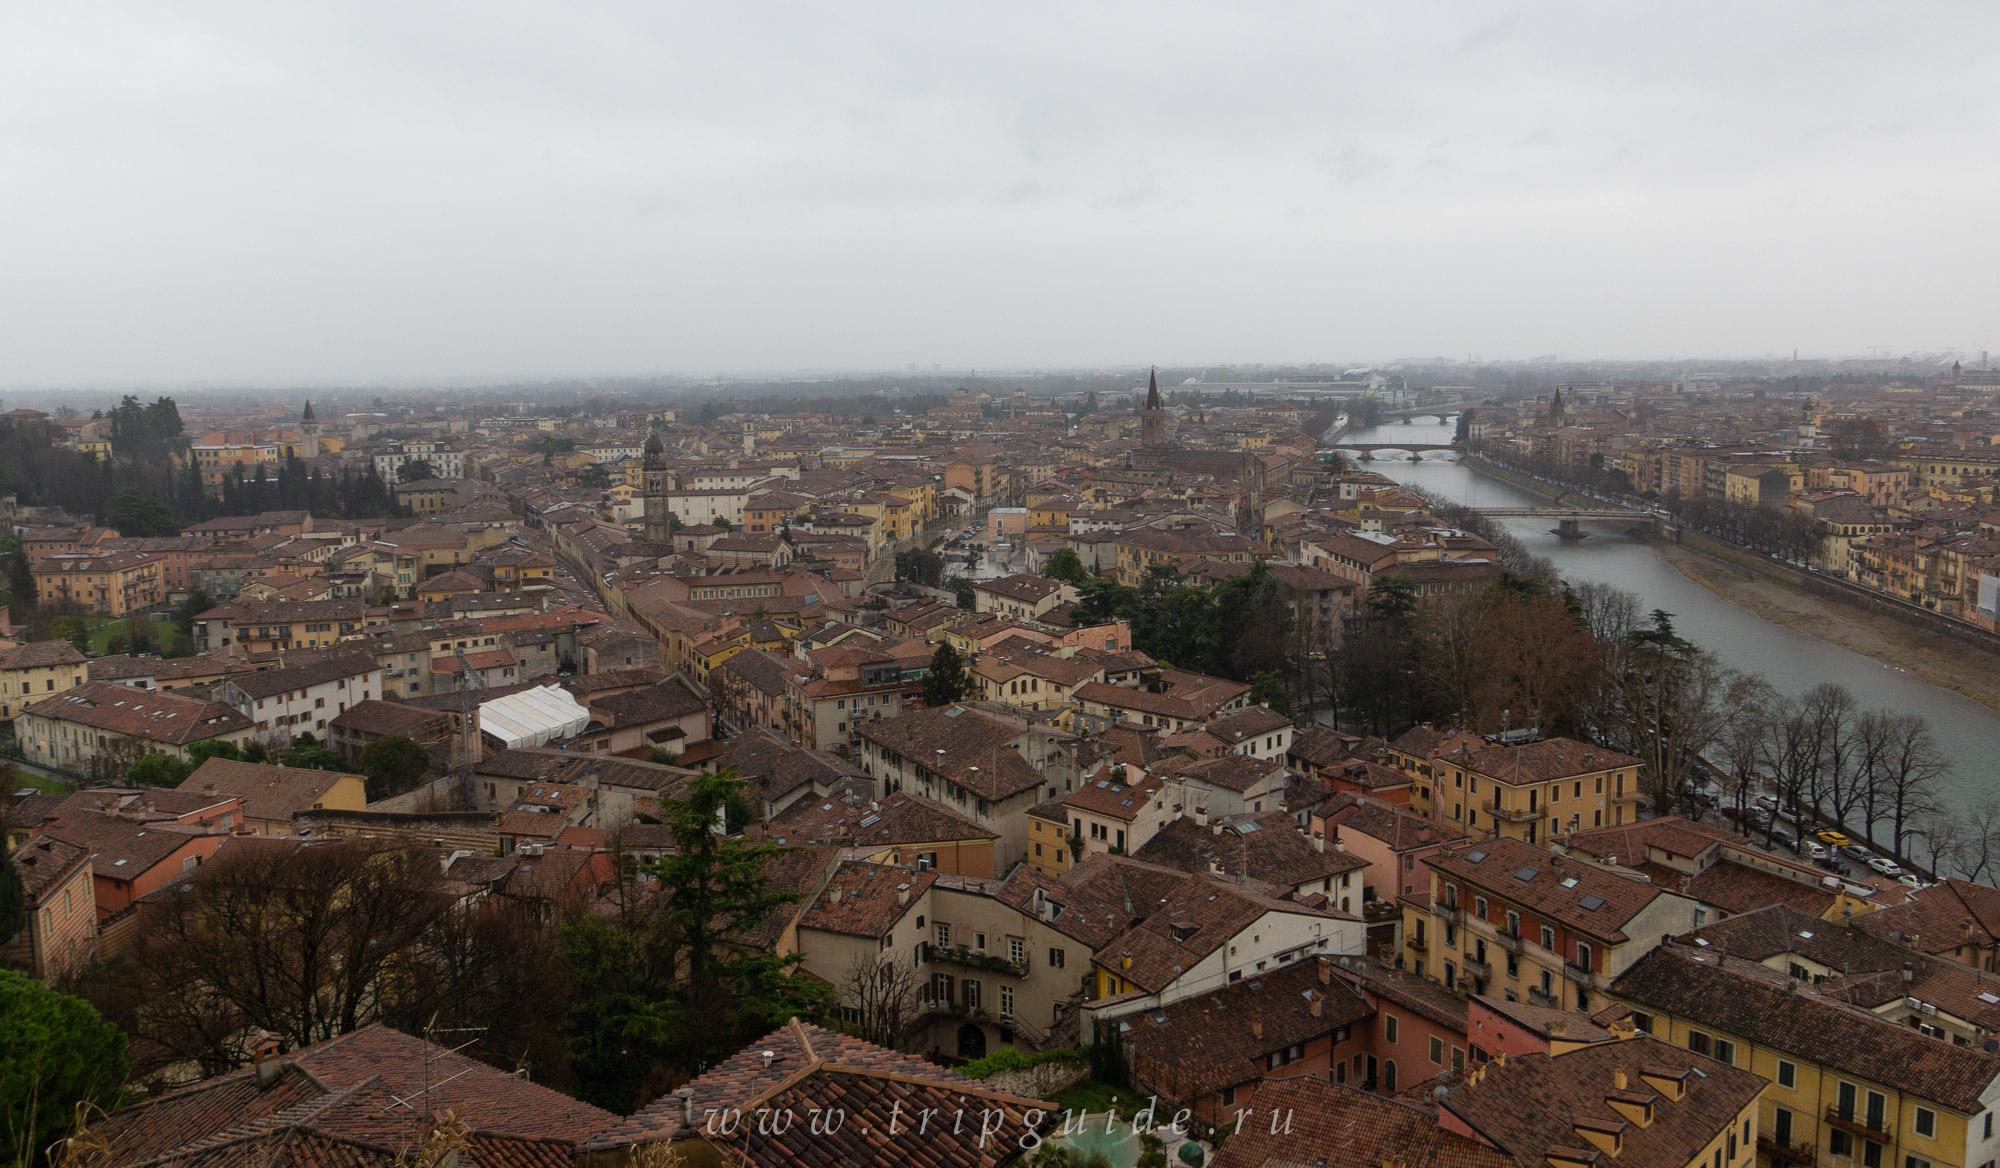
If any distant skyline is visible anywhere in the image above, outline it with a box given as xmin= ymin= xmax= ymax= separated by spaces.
xmin=3 ymin=4 xmax=1996 ymax=387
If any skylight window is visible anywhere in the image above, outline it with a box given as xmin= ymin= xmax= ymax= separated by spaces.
xmin=1463 ymin=849 xmax=1488 ymax=865
xmin=1514 ymin=866 xmax=1539 ymax=882
xmin=1579 ymin=894 xmax=1606 ymax=912
xmin=1560 ymin=876 xmax=1580 ymax=888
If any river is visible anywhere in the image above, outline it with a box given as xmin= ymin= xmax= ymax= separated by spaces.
xmin=1338 ymin=413 xmax=2000 ymax=838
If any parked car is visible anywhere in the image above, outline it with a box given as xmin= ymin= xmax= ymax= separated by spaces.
xmin=1805 ymin=841 xmax=1829 ymax=861
xmin=1754 ymin=794 xmax=1780 ymax=813
xmin=1815 ymin=830 xmax=1851 ymax=847
xmin=1898 ymin=874 xmax=1925 ymax=889
xmin=1816 ymin=856 xmax=1844 ymax=873
xmin=1867 ymin=857 xmax=1904 ymax=877
xmin=1770 ymin=828 xmax=1797 ymax=849
xmin=1842 ymin=844 xmax=1875 ymax=862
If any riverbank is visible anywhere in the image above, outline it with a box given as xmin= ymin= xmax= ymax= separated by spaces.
xmin=1657 ymin=540 xmax=2000 ymax=715
xmin=1455 ymin=456 xmax=2000 ymax=712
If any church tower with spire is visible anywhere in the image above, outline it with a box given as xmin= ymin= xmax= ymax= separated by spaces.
xmin=642 ymin=432 xmax=672 ymax=545
xmin=300 ymin=400 xmax=320 ymax=460
xmin=1141 ymin=367 xmax=1167 ymax=448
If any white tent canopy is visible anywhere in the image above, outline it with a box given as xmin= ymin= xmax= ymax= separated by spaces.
xmin=478 ymin=685 xmax=590 ymax=749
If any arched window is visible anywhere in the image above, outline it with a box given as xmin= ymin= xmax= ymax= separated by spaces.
xmin=1383 ymin=1060 xmax=1398 ymax=1092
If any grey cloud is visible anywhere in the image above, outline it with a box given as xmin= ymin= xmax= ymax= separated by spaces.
xmin=0 ymin=1 xmax=1996 ymax=385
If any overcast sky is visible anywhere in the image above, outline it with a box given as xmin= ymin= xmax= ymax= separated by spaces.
xmin=2 ymin=3 xmax=1996 ymax=387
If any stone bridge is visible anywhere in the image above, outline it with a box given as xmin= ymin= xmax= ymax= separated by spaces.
xmin=1325 ymin=442 xmax=1465 ymax=460
xmin=1468 ymin=506 xmax=1653 ymax=539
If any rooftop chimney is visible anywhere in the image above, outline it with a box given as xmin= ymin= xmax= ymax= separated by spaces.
xmin=1613 ymin=1066 xmax=1628 ymax=1090
xmin=1313 ymin=832 xmax=1326 ymax=853
xmin=1310 ymin=996 xmax=1323 ymax=1018
xmin=1252 ymin=1020 xmax=1263 ymax=1039
xmin=252 ymin=1030 xmax=284 ymax=1088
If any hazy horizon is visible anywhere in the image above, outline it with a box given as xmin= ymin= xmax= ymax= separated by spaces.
xmin=4 ymin=4 xmax=1996 ymax=387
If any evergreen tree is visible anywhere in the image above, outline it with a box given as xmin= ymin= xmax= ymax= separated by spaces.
xmin=921 ymin=642 xmax=974 ymax=706
xmin=1042 ymin=547 xmax=1088 ymax=584
xmin=1 ymin=970 xmax=132 ymax=1168
xmin=359 ymin=735 xmax=431 ymax=800
xmin=126 ymin=753 xmax=194 ymax=788
xmin=6 ymin=552 xmax=34 ymax=614
xmin=0 ymin=850 xmax=25 ymax=953
xmin=638 ymin=767 xmax=832 ymax=1078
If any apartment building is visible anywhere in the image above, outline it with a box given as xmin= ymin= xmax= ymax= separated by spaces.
xmin=18 ymin=682 xmax=257 ymax=770
xmin=31 ymin=552 xmax=167 ymax=616
xmin=1394 ymin=727 xmax=1643 ymax=844
xmin=0 ymin=640 xmax=88 ymax=719
xmin=1084 ymin=856 xmax=1362 ymax=1015
xmin=856 ymin=703 xmax=1075 ymax=870
xmin=1611 ymin=944 xmax=2000 ymax=1168
xmin=971 ymin=574 xmax=1076 ymax=621
xmin=1 ymin=837 xmax=95 ymax=982
xmin=209 ymin=653 xmax=384 ymax=743
xmin=782 ymin=646 xmax=910 ymax=753
xmin=1408 ymin=836 xmax=1700 ymax=1014
xmin=1439 ymin=1033 xmax=1766 ymax=1168
xmin=194 ymin=599 xmax=369 ymax=652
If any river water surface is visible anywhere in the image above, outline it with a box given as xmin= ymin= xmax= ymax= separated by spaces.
xmin=1338 ymin=414 xmax=2000 ymax=823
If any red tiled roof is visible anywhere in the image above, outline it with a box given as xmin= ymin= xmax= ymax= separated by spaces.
xmin=588 ymin=1019 xmax=1049 ymax=1168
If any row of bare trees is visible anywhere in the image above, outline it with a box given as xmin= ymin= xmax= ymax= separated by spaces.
xmin=1704 ymin=680 xmax=1950 ymax=859
xmin=72 ymin=839 xmax=575 ymax=1086
xmin=1285 ymin=557 xmax=1967 ymax=872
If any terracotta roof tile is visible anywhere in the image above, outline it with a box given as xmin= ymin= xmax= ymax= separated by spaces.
xmin=1208 ymin=1076 xmax=1519 ymax=1168
xmin=23 ymin=681 xmax=254 ymax=745
xmin=1611 ymin=945 xmax=2000 ymax=1111
xmin=1442 ymin=1035 xmax=1765 ymax=1168
xmin=798 ymin=860 xmax=932 ymax=939
xmin=590 ymin=1019 xmax=1048 ymax=1168
xmin=1123 ymin=956 xmax=1374 ymax=1098
xmin=1134 ymin=810 xmax=1367 ymax=889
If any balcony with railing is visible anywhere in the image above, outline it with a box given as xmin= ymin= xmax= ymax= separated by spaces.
xmin=922 ymin=942 xmax=1029 ymax=978
xmin=1484 ymin=799 xmax=1544 ymax=824
xmin=1824 ymin=1107 xmax=1889 ymax=1142
xmin=1461 ymin=955 xmax=1492 ymax=979
xmin=1527 ymin=987 xmax=1560 ymax=1009
xmin=1756 ymin=1137 xmax=1816 ymax=1166
xmin=1494 ymin=929 xmax=1524 ymax=953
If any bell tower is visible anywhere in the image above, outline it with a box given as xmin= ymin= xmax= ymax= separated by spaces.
xmin=643 ymin=432 xmax=672 ymax=544
xmin=1141 ymin=367 xmax=1166 ymax=449
xmin=300 ymin=400 xmax=320 ymax=460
